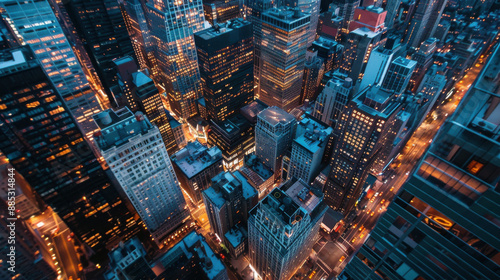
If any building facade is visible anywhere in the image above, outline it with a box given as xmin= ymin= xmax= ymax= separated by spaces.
xmin=381 ymin=57 xmax=417 ymax=94
xmin=94 ymin=108 xmax=188 ymax=246
xmin=312 ymin=71 xmax=353 ymax=127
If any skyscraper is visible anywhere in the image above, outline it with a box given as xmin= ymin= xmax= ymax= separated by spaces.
xmin=255 ymin=106 xmax=296 ymax=180
xmin=288 ymin=116 xmax=333 ymax=184
xmin=348 ymin=5 xmax=387 ymax=32
xmin=145 ymin=0 xmax=205 ymax=120
xmin=341 ymin=38 xmax=500 ymax=280
xmin=411 ymin=38 xmax=438 ymax=91
xmin=311 ymin=36 xmax=344 ymax=73
xmin=106 ymin=237 xmax=157 ymax=280
xmin=385 ymin=0 xmax=402 ymax=29
xmin=312 ymin=71 xmax=353 ymax=126
xmin=323 ymin=85 xmax=402 ymax=213
xmin=195 ymin=18 xmax=254 ymax=122
xmin=404 ymin=0 xmax=439 ymax=48
xmin=259 ymin=7 xmax=310 ymax=111
xmin=244 ymin=0 xmax=274 ymax=96
xmin=381 ymin=57 xmax=417 ymax=94
xmin=332 ymin=0 xmax=361 ymax=32
xmin=0 ymin=47 xmax=139 ymax=256
xmin=1 ymin=0 xmax=102 ymax=138
xmin=203 ymin=0 xmax=242 ymax=25
xmin=65 ymin=0 xmax=136 ymax=91
xmin=301 ymin=49 xmax=325 ymax=103
xmin=341 ymin=27 xmax=384 ymax=84
xmin=94 ymin=108 xmax=188 ymax=246
xmin=358 ymin=46 xmax=394 ymax=91
xmin=282 ymin=0 xmax=322 ymax=45
xmin=248 ymin=178 xmax=327 ymax=280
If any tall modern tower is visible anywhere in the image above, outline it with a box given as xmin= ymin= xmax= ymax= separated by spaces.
xmin=1 ymin=0 xmax=102 ymax=138
xmin=203 ymin=0 xmax=242 ymax=25
xmin=312 ymin=71 xmax=353 ymax=126
xmin=341 ymin=39 xmax=500 ymax=280
xmin=0 ymin=47 xmax=139 ymax=256
xmin=381 ymin=57 xmax=417 ymax=94
xmin=65 ymin=0 xmax=136 ymax=91
xmin=301 ymin=48 xmax=325 ymax=103
xmin=358 ymin=46 xmax=394 ymax=91
xmin=324 ymin=85 xmax=402 ymax=213
xmin=248 ymin=178 xmax=327 ymax=280
xmin=281 ymin=0 xmax=321 ymax=45
xmin=259 ymin=7 xmax=310 ymax=111
xmin=195 ymin=18 xmax=254 ymax=122
xmin=243 ymin=0 xmax=273 ymax=96
xmin=404 ymin=0 xmax=440 ymax=48
xmin=332 ymin=0 xmax=361 ymax=32
xmin=145 ymin=0 xmax=205 ymax=120
xmin=94 ymin=108 xmax=189 ymax=246
xmin=255 ymin=106 xmax=296 ymax=180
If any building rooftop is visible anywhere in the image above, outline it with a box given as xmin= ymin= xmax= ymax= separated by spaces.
xmin=263 ymin=7 xmax=309 ymax=24
xmin=233 ymin=170 xmax=258 ymax=200
xmin=243 ymin=155 xmax=273 ymax=182
xmin=171 ymin=140 xmax=222 ymax=179
xmin=132 ymin=71 xmax=153 ymax=88
xmin=350 ymin=27 xmax=380 ymax=38
xmin=204 ymin=171 xmax=258 ymax=208
xmin=0 ymin=49 xmax=26 ymax=71
xmin=258 ymin=106 xmax=296 ymax=126
xmin=295 ymin=115 xmax=333 ymax=154
xmin=194 ymin=18 xmax=252 ymax=53
xmin=240 ymin=99 xmax=268 ymax=123
xmin=225 ymin=226 xmax=247 ymax=248
xmin=392 ymin=57 xmax=417 ymax=68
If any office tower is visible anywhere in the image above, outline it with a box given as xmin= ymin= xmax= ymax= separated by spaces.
xmin=301 ymin=49 xmax=325 ymax=103
xmin=341 ymin=41 xmax=500 ymax=280
xmin=312 ymin=71 xmax=353 ymax=126
xmin=145 ymin=0 xmax=205 ymax=120
xmin=381 ymin=57 xmax=417 ymax=94
xmin=171 ymin=140 xmax=223 ymax=205
xmin=288 ymin=116 xmax=333 ymax=184
xmin=207 ymin=114 xmax=255 ymax=171
xmin=385 ymin=0 xmax=401 ymax=29
xmin=0 ymin=47 xmax=139 ymax=255
xmin=324 ymin=85 xmax=402 ymax=213
xmin=105 ymin=237 xmax=156 ymax=280
xmin=281 ymin=0 xmax=321 ymax=45
xmin=1 ymin=0 xmax=102 ymax=138
xmin=240 ymin=154 xmax=275 ymax=198
xmin=122 ymin=0 xmax=155 ymax=71
xmin=203 ymin=171 xmax=258 ymax=257
xmin=348 ymin=5 xmax=387 ymax=32
xmin=404 ymin=0 xmax=439 ymax=48
xmin=169 ymin=113 xmax=187 ymax=149
xmin=411 ymin=38 xmax=438 ymax=91
xmin=94 ymin=108 xmax=188 ymax=246
xmin=311 ymin=36 xmax=344 ymax=72
xmin=259 ymin=7 xmax=310 ymax=111
xmin=113 ymin=56 xmax=140 ymax=110
xmin=0 ymin=202 xmax=57 ymax=280
xmin=65 ymin=0 xmax=135 ymax=91
xmin=248 ymin=178 xmax=328 ymax=280
xmin=341 ymin=27 xmax=384 ymax=84
xmin=395 ymin=0 xmax=417 ymax=31
xmin=203 ymin=0 xmax=242 ymax=25
xmin=332 ymin=0 xmax=361 ymax=31
xmin=434 ymin=19 xmax=450 ymax=43
xmin=255 ymin=106 xmax=296 ymax=180
xmin=244 ymin=0 xmax=273 ymax=96
xmin=413 ymin=63 xmax=447 ymax=127
xmin=133 ymin=70 xmax=178 ymax=154
xmin=422 ymin=0 xmax=447 ymax=42
xmin=156 ymin=232 xmax=229 ymax=280
xmin=317 ymin=3 xmax=344 ymax=40
xmin=359 ymin=46 xmax=394 ymax=91
xmin=195 ymin=19 xmax=254 ymax=122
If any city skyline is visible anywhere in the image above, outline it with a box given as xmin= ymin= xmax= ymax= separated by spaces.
xmin=0 ymin=0 xmax=499 ymax=280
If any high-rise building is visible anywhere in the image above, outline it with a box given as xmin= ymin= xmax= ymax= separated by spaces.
xmin=195 ymin=18 xmax=254 ymax=122
xmin=255 ymin=106 xmax=296 ymax=180
xmin=301 ymin=49 xmax=325 ymax=103
xmin=156 ymin=232 xmax=229 ymax=280
xmin=207 ymin=114 xmax=255 ymax=171
xmin=412 ymin=63 xmax=447 ymax=127
xmin=1 ymin=0 xmax=102 ymax=138
xmin=341 ymin=39 xmax=500 ymax=280
xmin=381 ymin=57 xmax=417 ymax=94
xmin=358 ymin=46 xmax=395 ymax=91
xmin=317 ymin=3 xmax=344 ymax=40
xmin=288 ymin=116 xmax=333 ymax=184
xmin=411 ymin=38 xmax=438 ymax=91
xmin=323 ymin=85 xmax=402 ymax=213
xmin=404 ymin=0 xmax=440 ymax=48
xmin=259 ymin=7 xmax=310 ymax=111
xmin=384 ymin=0 xmax=401 ymax=29
xmin=171 ymin=140 xmax=223 ymax=205
xmin=348 ymin=5 xmax=387 ymax=32
xmin=0 ymin=47 xmax=139 ymax=255
xmin=145 ymin=0 xmax=205 ymax=120
xmin=113 ymin=56 xmax=140 ymax=110
xmin=240 ymin=154 xmax=275 ymax=198
xmin=312 ymin=71 xmax=353 ymax=126
xmin=94 ymin=108 xmax=188 ymax=246
xmin=332 ymin=0 xmax=361 ymax=32
xmin=282 ymin=0 xmax=322 ymax=45
xmin=203 ymin=170 xmax=258 ymax=257
xmin=65 ymin=0 xmax=135 ymax=92
xmin=248 ymin=178 xmax=327 ymax=280
xmin=203 ymin=0 xmax=242 ymax=25
xmin=311 ymin=36 xmax=344 ymax=73
xmin=244 ymin=0 xmax=274 ymax=96
xmin=340 ymin=27 xmax=384 ymax=84
xmin=105 ymin=237 xmax=156 ymax=280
